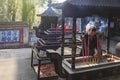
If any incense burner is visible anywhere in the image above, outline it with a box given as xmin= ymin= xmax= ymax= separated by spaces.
xmin=62 ymin=54 xmax=120 ymax=80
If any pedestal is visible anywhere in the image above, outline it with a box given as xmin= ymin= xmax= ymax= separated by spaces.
xmin=116 ymin=42 xmax=120 ymax=57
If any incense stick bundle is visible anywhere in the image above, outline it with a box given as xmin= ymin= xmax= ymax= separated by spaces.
xmin=82 ymin=38 xmax=85 ymax=63
xmin=87 ymin=36 xmax=90 ymax=63
xmin=84 ymin=37 xmax=87 ymax=63
xmin=82 ymin=37 xmax=87 ymax=63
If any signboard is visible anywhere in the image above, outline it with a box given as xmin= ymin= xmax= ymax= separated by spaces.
xmin=0 ymin=30 xmax=20 ymax=43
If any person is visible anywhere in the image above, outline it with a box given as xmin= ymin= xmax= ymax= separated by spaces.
xmin=81 ymin=21 xmax=101 ymax=57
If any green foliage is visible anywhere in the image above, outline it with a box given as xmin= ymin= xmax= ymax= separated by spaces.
xmin=0 ymin=0 xmax=8 ymax=22
xmin=22 ymin=0 xmax=38 ymax=29
xmin=22 ymin=0 xmax=48 ymax=29
xmin=7 ymin=0 xmax=18 ymax=21
xmin=39 ymin=0 xmax=47 ymax=6
xmin=0 ymin=0 xmax=57 ymax=29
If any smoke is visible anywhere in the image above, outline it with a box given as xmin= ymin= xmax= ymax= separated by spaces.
xmin=98 ymin=20 xmax=108 ymax=33
xmin=85 ymin=17 xmax=108 ymax=34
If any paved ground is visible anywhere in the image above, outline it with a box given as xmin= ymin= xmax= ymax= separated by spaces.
xmin=0 ymin=48 xmax=37 ymax=80
xmin=0 ymin=48 xmax=31 ymax=59
xmin=0 ymin=38 xmax=119 ymax=80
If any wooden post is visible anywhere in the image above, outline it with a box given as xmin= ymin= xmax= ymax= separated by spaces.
xmin=72 ymin=17 xmax=77 ymax=69
xmin=61 ymin=16 xmax=65 ymax=57
xmin=38 ymin=60 xmax=41 ymax=80
xmin=106 ymin=17 xmax=111 ymax=54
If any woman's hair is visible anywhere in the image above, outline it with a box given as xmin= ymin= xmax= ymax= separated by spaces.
xmin=86 ymin=21 xmax=96 ymax=32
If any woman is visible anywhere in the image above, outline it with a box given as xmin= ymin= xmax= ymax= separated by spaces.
xmin=81 ymin=21 xmax=102 ymax=57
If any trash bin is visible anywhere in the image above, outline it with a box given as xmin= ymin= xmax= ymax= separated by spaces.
xmin=115 ymin=42 xmax=120 ymax=57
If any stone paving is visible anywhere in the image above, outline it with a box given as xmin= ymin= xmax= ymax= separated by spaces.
xmin=0 ymin=48 xmax=37 ymax=80
xmin=0 ymin=48 xmax=31 ymax=59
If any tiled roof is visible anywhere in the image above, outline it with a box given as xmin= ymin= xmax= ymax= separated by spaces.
xmin=37 ymin=0 xmax=58 ymax=17
xmin=39 ymin=7 xmax=58 ymax=17
xmin=37 ymin=7 xmax=59 ymax=17
xmin=60 ymin=0 xmax=120 ymax=17
xmin=52 ymin=0 xmax=120 ymax=9
xmin=52 ymin=3 xmax=63 ymax=9
xmin=52 ymin=0 xmax=120 ymax=17
xmin=67 ymin=0 xmax=120 ymax=7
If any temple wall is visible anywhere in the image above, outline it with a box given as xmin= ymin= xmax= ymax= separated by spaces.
xmin=0 ymin=22 xmax=29 ymax=48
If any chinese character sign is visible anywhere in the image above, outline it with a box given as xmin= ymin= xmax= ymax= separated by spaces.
xmin=0 ymin=30 xmax=20 ymax=43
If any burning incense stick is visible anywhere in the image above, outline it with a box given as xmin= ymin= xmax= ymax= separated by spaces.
xmin=82 ymin=38 xmax=85 ymax=63
xmin=97 ymin=35 xmax=99 ymax=56
xmin=87 ymin=36 xmax=90 ymax=62
xmin=84 ymin=37 xmax=87 ymax=62
xmin=100 ymin=35 xmax=103 ymax=56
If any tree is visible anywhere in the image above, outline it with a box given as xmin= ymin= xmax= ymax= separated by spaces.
xmin=21 ymin=0 xmax=49 ymax=29
xmin=6 ymin=0 xmax=18 ymax=21
xmin=0 ymin=0 xmax=51 ymax=28
xmin=0 ymin=0 xmax=9 ymax=22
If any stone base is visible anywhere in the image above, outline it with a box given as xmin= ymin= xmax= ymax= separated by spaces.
xmin=0 ymin=44 xmax=31 ymax=49
xmin=116 ymin=42 xmax=120 ymax=57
